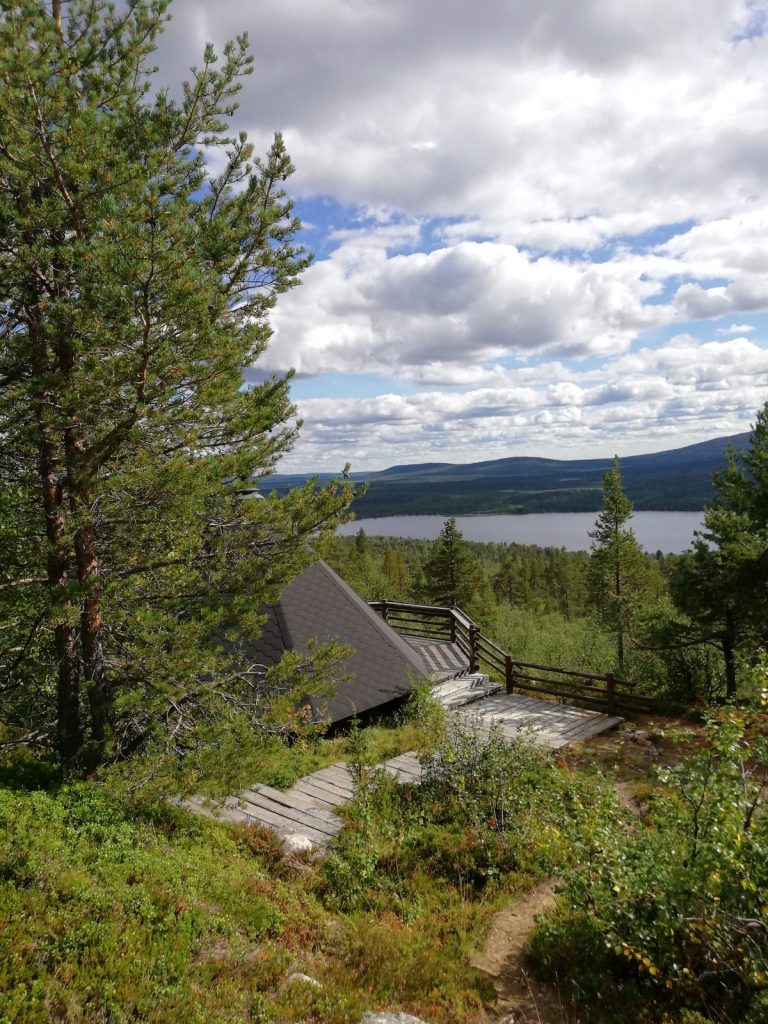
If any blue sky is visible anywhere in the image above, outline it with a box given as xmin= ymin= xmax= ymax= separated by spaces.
xmin=158 ymin=0 xmax=768 ymax=472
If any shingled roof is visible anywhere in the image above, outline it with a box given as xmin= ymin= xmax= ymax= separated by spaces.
xmin=242 ymin=559 xmax=430 ymax=723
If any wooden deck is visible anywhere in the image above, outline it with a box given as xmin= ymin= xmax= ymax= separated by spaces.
xmin=406 ymin=636 xmax=470 ymax=678
xmin=452 ymin=693 xmax=623 ymax=749
xmin=180 ymin=751 xmax=424 ymax=848
xmin=181 ymin=638 xmax=622 ymax=845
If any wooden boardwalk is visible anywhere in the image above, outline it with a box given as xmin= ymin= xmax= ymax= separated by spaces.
xmin=406 ymin=636 xmax=469 ymax=678
xmin=182 ymin=693 xmax=620 ymax=844
xmin=453 ymin=693 xmax=623 ymax=749
xmin=181 ymin=751 xmax=424 ymax=848
xmin=181 ymin=642 xmax=622 ymax=845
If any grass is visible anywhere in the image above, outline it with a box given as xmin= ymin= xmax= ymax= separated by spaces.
xmin=0 ymin=696 xmax=614 ymax=1024
xmin=6 ymin=693 xmax=757 ymax=1024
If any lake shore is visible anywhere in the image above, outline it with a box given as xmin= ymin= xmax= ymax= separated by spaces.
xmin=338 ymin=511 xmax=704 ymax=554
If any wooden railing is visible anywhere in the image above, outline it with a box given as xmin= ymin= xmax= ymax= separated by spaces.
xmin=369 ymin=599 xmax=657 ymax=715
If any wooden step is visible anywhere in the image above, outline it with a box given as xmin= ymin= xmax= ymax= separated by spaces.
xmin=432 ymin=673 xmax=501 ymax=708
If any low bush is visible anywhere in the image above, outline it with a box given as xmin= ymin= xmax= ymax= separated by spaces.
xmin=530 ymin=710 xmax=768 ymax=1023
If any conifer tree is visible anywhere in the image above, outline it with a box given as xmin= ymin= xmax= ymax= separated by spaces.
xmin=588 ymin=457 xmax=648 ymax=672
xmin=669 ymin=404 xmax=768 ymax=698
xmin=0 ymin=1 xmax=351 ymax=769
xmin=423 ymin=517 xmax=479 ymax=607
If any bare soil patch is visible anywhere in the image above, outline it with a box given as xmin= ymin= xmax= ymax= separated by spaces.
xmin=469 ymin=713 xmax=704 ymax=1023
xmin=470 ymin=880 xmax=571 ymax=1024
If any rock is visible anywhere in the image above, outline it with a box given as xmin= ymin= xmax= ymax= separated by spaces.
xmin=287 ymin=972 xmax=322 ymax=988
xmin=360 ymin=1014 xmax=431 ymax=1024
xmin=281 ymin=832 xmax=315 ymax=854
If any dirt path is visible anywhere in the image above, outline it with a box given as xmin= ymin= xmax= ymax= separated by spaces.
xmin=470 ymin=880 xmax=570 ymax=1024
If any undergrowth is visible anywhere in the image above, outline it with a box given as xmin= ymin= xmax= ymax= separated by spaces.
xmin=529 ymin=709 xmax=768 ymax=1024
xmin=0 ymin=693 xmax=614 ymax=1024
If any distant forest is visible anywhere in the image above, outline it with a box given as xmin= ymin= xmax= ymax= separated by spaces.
xmin=265 ymin=431 xmax=750 ymax=516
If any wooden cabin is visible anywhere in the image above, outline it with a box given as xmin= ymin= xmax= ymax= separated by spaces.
xmin=241 ymin=559 xmax=428 ymax=724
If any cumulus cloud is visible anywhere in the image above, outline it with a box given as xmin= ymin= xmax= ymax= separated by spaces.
xmin=283 ymin=334 xmax=768 ymax=470
xmin=148 ymin=0 xmax=768 ymax=468
xmin=157 ymin=0 xmax=768 ymax=244
xmin=265 ymin=237 xmax=664 ymax=378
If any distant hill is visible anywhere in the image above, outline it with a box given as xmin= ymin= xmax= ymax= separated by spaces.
xmin=264 ymin=431 xmax=751 ymax=516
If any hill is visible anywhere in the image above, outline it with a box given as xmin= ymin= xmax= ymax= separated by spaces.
xmin=265 ymin=431 xmax=750 ymax=516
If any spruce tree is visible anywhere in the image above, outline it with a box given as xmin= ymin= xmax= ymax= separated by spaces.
xmin=588 ymin=457 xmax=648 ymax=672
xmin=423 ymin=517 xmax=479 ymax=607
xmin=0 ymin=1 xmax=351 ymax=769
xmin=669 ymin=404 xmax=768 ymax=698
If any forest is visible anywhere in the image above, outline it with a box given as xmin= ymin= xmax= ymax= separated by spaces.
xmin=265 ymin=432 xmax=748 ymax=517
xmin=1 ymin=4 xmax=767 ymax=1024
xmin=319 ymin=431 xmax=767 ymax=708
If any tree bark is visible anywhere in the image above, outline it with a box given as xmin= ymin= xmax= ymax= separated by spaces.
xmin=62 ymin=373 xmax=112 ymax=766
xmin=31 ymin=312 xmax=82 ymax=766
xmin=722 ymin=606 xmax=737 ymax=700
xmin=74 ymin=516 xmax=111 ymax=766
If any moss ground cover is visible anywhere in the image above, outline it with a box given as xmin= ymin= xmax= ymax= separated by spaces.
xmin=5 ymin=695 xmax=764 ymax=1024
xmin=0 ymin=703 xmax=615 ymax=1024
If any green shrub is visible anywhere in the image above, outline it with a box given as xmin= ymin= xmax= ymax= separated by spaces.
xmin=530 ymin=710 xmax=768 ymax=1023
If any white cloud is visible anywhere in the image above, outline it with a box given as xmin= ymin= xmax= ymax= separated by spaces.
xmin=148 ymin=0 xmax=768 ymax=468
xmin=266 ymin=237 xmax=664 ymax=379
xmin=284 ymin=334 xmax=768 ymax=470
xmin=157 ymin=1 xmax=768 ymax=245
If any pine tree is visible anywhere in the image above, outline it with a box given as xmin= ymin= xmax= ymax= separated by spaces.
xmin=0 ymin=1 xmax=351 ymax=769
xmin=423 ymin=517 xmax=479 ymax=607
xmin=588 ymin=457 xmax=649 ymax=672
xmin=669 ymin=405 xmax=768 ymax=698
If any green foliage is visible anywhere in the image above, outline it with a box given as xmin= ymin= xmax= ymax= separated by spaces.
xmin=316 ymin=724 xmax=614 ymax=1021
xmin=398 ymin=679 xmax=448 ymax=751
xmin=422 ymin=517 xmax=481 ymax=606
xmin=0 ymin=779 xmax=301 ymax=1023
xmin=588 ymin=457 xmax=652 ymax=672
xmin=530 ymin=710 xmax=768 ymax=1023
xmin=0 ymin=0 xmax=353 ymax=769
xmin=668 ymin=406 xmax=768 ymax=698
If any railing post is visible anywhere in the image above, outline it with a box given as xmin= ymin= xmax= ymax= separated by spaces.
xmin=505 ymin=655 xmax=514 ymax=694
xmin=468 ymin=623 xmax=479 ymax=674
xmin=380 ymin=600 xmax=389 ymax=624
xmin=450 ymin=608 xmax=457 ymax=644
xmin=605 ymin=672 xmax=616 ymax=714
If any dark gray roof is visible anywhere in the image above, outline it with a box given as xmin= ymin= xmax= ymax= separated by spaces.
xmin=242 ymin=559 xmax=429 ymax=723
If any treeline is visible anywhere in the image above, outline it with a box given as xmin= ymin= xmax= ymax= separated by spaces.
xmin=321 ymin=530 xmax=665 ymax=621
xmin=322 ymin=405 xmax=768 ymax=705
xmin=349 ymin=478 xmax=710 ymax=516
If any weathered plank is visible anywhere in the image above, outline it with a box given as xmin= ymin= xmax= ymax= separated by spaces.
xmin=236 ymin=791 xmax=342 ymax=837
xmin=291 ymin=778 xmax=352 ymax=807
xmin=382 ymin=753 xmax=423 ymax=780
xmin=181 ymin=795 xmax=249 ymax=825
xmin=224 ymin=796 xmax=331 ymax=844
xmin=453 ymin=691 xmax=623 ymax=750
xmin=248 ymin=783 xmax=341 ymax=822
xmin=311 ymin=766 xmax=356 ymax=793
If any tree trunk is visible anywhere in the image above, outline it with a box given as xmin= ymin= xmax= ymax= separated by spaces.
xmin=722 ymin=606 xmax=737 ymax=700
xmin=75 ymin=519 xmax=111 ymax=766
xmin=65 ymin=419 xmax=112 ymax=766
xmin=32 ymin=315 xmax=82 ymax=767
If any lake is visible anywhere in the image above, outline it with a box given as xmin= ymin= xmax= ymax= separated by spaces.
xmin=338 ymin=511 xmax=705 ymax=553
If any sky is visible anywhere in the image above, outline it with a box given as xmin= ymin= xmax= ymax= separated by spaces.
xmin=157 ymin=0 xmax=768 ymax=473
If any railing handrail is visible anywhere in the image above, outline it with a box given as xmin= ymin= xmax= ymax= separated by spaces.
xmin=369 ymin=598 xmax=654 ymax=714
